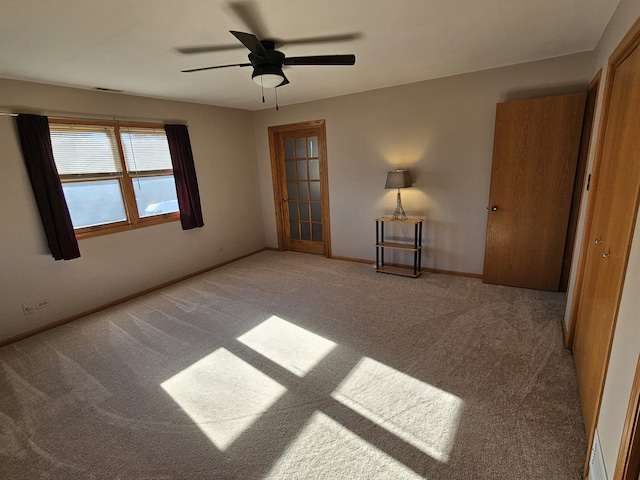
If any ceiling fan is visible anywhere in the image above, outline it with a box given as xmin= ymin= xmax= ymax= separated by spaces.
xmin=181 ymin=30 xmax=356 ymax=89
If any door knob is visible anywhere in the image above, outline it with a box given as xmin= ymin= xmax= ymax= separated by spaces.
xmin=283 ymin=198 xmax=288 ymax=202
xmin=490 ymin=205 xmax=498 ymax=211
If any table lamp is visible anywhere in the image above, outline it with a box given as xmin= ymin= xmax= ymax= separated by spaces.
xmin=385 ymin=170 xmax=412 ymax=219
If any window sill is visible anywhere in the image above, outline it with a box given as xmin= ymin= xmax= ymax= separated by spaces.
xmin=75 ymin=213 xmax=180 ymax=240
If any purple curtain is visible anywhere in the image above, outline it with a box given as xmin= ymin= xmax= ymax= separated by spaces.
xmin=165 ymin=124 xmax=204 ymax=230
xmin=16 ymin=114 xmax=80 ymax=260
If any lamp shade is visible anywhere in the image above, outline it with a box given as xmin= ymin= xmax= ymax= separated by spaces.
xmin=385 ymin=170 xmax=412 ymax=189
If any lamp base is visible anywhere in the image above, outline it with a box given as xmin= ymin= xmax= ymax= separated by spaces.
xmin=391 ymin=189 xmax=407 ymax=220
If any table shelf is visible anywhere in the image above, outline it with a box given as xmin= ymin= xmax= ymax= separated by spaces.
xmin=375 ymin=217 xmax=423 ymax=278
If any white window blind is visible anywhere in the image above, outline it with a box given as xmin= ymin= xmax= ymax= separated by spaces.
xmin=48 ymin=120 xmax=179 ymax=234
xmin=50 ymin=125 xmax=121 ymax=176
xmin=120 ymin=127 xmax=173 ymax=174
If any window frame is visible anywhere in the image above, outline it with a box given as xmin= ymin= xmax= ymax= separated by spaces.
xmin=49 ymin=118 xmax=179 ymax=239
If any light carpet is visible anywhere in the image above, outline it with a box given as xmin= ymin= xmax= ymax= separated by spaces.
xmin=0 ymin=251 xmax=586 ymax=479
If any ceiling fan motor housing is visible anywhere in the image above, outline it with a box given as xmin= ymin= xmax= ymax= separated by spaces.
xmin=249 ymin=48 xmax=284 ymax=67
xmin=249 ymin=47 xmax=287 ymax=87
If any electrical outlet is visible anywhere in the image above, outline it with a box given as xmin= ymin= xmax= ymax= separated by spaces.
xmin=22 ymin=304 xmax=35 ymax=315
xmin=36 ymin=299 xmax=50 ymax=309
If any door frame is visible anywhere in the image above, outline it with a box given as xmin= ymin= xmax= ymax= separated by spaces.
xmin=268 ymin=119 xmax=332 ymax=257
xmin=564 ymin=70 xmax=601 ymax=347
xmin=566 ymin=16 xmax=640 ymax=478
xmin=559 ymin=71 xmax=601 ymax=293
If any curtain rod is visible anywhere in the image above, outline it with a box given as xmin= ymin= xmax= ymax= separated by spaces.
xmin=0 ymin=110 xmax=185 ymax=125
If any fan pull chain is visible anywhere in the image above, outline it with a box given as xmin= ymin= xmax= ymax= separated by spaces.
xmin=275 ymin=87 xmax=279 ymax=111
xmin=261 ymin=77 xmax=265 ymax=103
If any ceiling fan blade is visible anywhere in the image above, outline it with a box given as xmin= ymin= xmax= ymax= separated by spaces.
xmin=284 ymin=54 xmax=356 ymax=66
xmin=176 ymin=44 xmax=244 ymax=55
xmin=229 ymin=1 xmax=268 ymax=39
xmin=278 ymin=33 xmax=362 ymax=47
xmin=181 ymin=63 xmax=251 ymax=73
xmin=177 ymin=32 xmax=362 ymax=55
xmin=230 ymin=30 xmax=268 ymax=58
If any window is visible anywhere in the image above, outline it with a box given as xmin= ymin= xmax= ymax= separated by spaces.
xmin=49 ymin=120 xmax=179 ymax=238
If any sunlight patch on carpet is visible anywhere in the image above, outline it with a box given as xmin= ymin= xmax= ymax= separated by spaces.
xmin=237 ymin=315 xmax=337 ymax=377
xmin=161 ymin=348 xmax=286 ymax=450
xmin=331 ymin=357 xmax=463 ymax=463
xmin=265 ymin=411 xmax=424 ymax=479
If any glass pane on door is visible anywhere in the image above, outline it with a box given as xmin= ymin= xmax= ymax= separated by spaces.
xmin=311 ymin=203 xmax=322 ymax=222
xmin=308 ymin=136 xmax=318 ymax=158
xmin=287 ymin=182 xmax=298 ymax=200
xmin=295 ymin=138 xmax=306 ymax=158
xmin=297 ymin=160 xmax=308 ymax=180
xmin=289 ymin=203 xmax=299 ymax=221
xmin=300 ymin=223 xmax=311 ymax=241
xmin=299 ymin=184 xmax=309 ymax=201
xmin=309 ymin=160 xmax=320 ymax=180
xmin=290 ymin=222 xmax=300 ymax=240
xmin=286 ymin=161 xmax=296 ymax=181
xmin=299 ymin=204 xmax=310 ymax=221
xmin=284 ymin=134 xmax=323 ymax=246
xmin=310 ymin=182 xmax=321 ymax=201
xmin=312 ymin=223 xmax=323 ymax=242
xmin=284 ymin=139 xmax=295 ymax=160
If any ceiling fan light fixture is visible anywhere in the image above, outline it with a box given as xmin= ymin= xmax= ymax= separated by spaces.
xmin=251 ymin=65 xmax=286 ymax=88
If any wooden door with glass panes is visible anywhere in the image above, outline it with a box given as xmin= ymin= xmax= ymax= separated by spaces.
xmin=268 ymin=120 xmax=331 ymax=256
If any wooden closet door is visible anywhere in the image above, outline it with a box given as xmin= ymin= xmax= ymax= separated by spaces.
xmin=483 ymin=93 xmax=586 ymax=291
xmin=572 ymin=38 xmax=640 ymax=472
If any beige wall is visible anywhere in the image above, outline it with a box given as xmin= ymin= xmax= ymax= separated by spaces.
xmin=253 ymin=53 xmax=593 ymax=274
xmin=3 ymin=10 xmax=639 ymax=472
xmin=579 ymin=0 xmax=640 ymax=475
xmin=0 ymin=79 xmax=263 ymax=343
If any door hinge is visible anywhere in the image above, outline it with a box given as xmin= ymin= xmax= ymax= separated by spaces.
xmin=587 ymin=174 xmax=591 ymax=191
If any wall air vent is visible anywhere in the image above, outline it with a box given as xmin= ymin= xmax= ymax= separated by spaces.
xmin=589 ymin=429 xmax=608 ymax=480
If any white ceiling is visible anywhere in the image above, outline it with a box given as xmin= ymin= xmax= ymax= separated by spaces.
xmin=0 ymin=0 xmax=621 ymax=111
